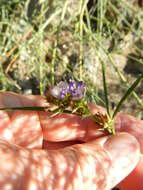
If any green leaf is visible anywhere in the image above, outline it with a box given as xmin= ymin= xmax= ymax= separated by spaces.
xmin=112 ymin=74 xmax=143 ymax=119
xmin=0 ymin=106 xmax=46 ymax=111
xmin=101 ymin=61 xmax=111 ymax=117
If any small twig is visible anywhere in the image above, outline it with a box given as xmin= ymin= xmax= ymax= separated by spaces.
xmin=40 ymin=9 xmax=62 ymax=31
xmin=5 ymin=53 xmax=19 ymax=74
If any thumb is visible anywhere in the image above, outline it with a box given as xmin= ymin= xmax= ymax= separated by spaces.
xmin=117 ymin=155 xmax=143 ymax=190
xmin=0 ymin=133 xmax=139 ymax=190
xmin=72 ymin=132 xmax=140 ymax=189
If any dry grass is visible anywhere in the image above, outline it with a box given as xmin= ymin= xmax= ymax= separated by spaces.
xmin=0 ymin=0 xmax=143 ymax=118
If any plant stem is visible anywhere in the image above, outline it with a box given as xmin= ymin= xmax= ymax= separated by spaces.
xmin=0 ymin=106 xmax=46 ymax=111
xmin=79 ymin=0 xmax=89 ymax=80
xmin=97 ymin=0 xmax=103 ymax=38
xmin=39 ymin=4 xmax=45 ymax=95
xmin=51 ymin=0 xmax=69 ymax=85
xmin=101 ymin=60 xmax=111 ymax=117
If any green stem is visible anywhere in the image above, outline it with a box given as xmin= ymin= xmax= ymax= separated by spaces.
xmin=51 ymin=0 xmax=69 ymax=85
xmin=101 ymin=60 xmax=111 ymax=117
xmin=97 ymin=0 xmax=103 ymax=37
xmin=0 ymin=106 xmax=46 ymax=111
xmin=79 ymin=0 xmax=89 ymax=80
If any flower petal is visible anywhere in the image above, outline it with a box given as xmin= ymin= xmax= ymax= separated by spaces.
xmin=68 ymin=80 xmax=76 ymax=93
xmin=50 ymin=86 xmax=61 ymax=98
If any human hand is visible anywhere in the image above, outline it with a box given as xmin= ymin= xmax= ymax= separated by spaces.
xmin=0 ymin=92 xmax=142 ymax=190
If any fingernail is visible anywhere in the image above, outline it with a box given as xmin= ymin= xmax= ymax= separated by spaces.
xmin=104 ymin=133 xmax=140 ymax=188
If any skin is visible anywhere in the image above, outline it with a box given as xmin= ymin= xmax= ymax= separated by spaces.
xmin=0 ymin=92 xmax=142 ymax=190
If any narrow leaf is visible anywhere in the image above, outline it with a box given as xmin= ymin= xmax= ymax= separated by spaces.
xmin=101 ymin=61 xmax=111 ymax=117
xmin=112 ymin=74 xmax=143 ymax=118
xmin=0 ymin=106 xmax=46 ymax=111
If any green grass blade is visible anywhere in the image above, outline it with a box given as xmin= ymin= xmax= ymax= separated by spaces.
xmin=0 ymin=106 xmax=46 ymax=111
xmin=101 ymin=61 xmax=111 ymax=117
xmin=112 ymin=74 xmax=143 ymax=118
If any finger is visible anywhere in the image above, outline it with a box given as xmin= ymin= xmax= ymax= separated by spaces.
xmin=1 ymin=92 xmax=143 ymax=154
xmin=39 ymin=103 xmax=108 ymax=142
xmin=117 ymin=154 xmax=143 ymax=190
xmin=0 ymin=92 xmax=91 ymax=148
xmin=113 ymin=113 xmax=143 ymax=190
xmin=0 ymin=92 xmax=109 ymax=149
xmin=0 ymin=92 xmax=47 ymax=148
xmin=0 ymin=108 xmax=13 ymax=142
xmin=115 ymin=112 xmax=143 ymax=153
xmin=0 ymin=91 xmax=48 ymax=107
xmin=90 ymin=104 xmax=143 ymax=154
xmin=0 ymin=133 xmax=139 ymax=190
xmin=80 ymin=132 xmax=140 ymax=189
xmin=0 ymin=92 xmax=119 ymax=147
xmin=42 ymin=140 xmax=82 ymax=150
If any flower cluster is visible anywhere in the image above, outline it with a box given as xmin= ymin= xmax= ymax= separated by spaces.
xmin=46 ymin=79 xmax=91 ymax=116
xmin=50 ymin=79 xmax=85 ymax=101
xmin=46 ymin=79 xmax=114 ymax=134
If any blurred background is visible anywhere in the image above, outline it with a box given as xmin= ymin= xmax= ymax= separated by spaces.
xmin=0 ymin=0 xmax=143 ymax=118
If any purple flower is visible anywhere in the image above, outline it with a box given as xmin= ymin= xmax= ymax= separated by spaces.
xmin=50 ymin=79 xmax=85 ymax=101
xmin=59 ymin=88 xmax=67 ymax=99
xmin=68 ymin=79 xmax=76 ymax=93
xmin=50 ymin=81 xmax=68 ymax=99
xmin=67 ymin=79 xmax=85 ymax=100
xmin=71 ymin=81 xmax=85 ymax=100
xmin=77 ymin=81 xmax=84 ymax=90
